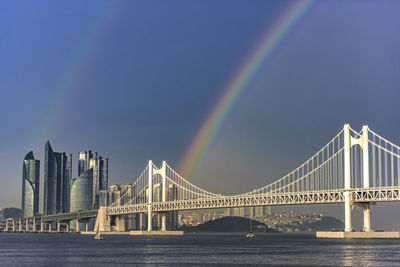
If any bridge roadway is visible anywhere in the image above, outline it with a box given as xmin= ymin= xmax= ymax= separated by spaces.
xmin=107 ymin=187 xmax=400 ymax=215
xmin=24 ymin=186 xmax=400 ymax=222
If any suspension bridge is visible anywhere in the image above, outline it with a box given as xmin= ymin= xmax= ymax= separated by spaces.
xmin=4 ymin=124 xmax=400 ymax=237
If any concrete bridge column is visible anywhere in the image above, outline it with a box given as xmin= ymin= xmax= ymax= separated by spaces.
xmin=161 ymin=213 xmax=166 ymax=231
xmin=344 ymin=192 xmax=352 ymax=232
xmin=5 ymin=220 xmax=8 ymax=232
xmin=116 ymin=216 xmax=125 ymax=232
xmin=40 ymin=221 xmax=44 ymax=232
xmin=139 ymin=213 xmax=143 ymax=230
xmin=356 ymin=202 xmax=371 ymax=232
xmin=12 ymin=220 xmax=15 ymax=232
xmin=26 ymin=218 xmax=29 ymax=231
xmin=65 ymin=223 xmax=69 ymax=232
xmin=32 ymin=218 xmax=36 ymax=231
xmin=18 ymin=220 xmax=22 ymax=232
xmin=76 ymin=220 xmax=80 ymax=232
xmin=57 ymin=222 xmax=60 ymax=232
xmin=86 ymin=223 xmax=89 ymax=232
xmin=94 ymin=207 xmax=111 ymax=232
xmin=147 ymin=206 xmax=152 ymax=231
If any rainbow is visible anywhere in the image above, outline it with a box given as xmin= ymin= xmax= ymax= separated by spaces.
xmin=179 ymin=0 xmax=315 ymax=180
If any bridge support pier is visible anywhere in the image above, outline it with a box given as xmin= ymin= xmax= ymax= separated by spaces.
xmin=18 ymin=220 xmax=22 ymax=232
xmin=94 ymin=207 xmax=111 ymax=232
xmin=354 ymin=202 xmax=371 ymax=232
xmin=116 ymin=216 xmax=125 ymax=232
xmin=40 ymin=221 xmax=44 ymax=232
xmin=32 ymin=218 xmax=36 ymax=232
xmin=147 ymin=205 xmax=152 ymax=231
xmin=57 ymin=222 xmax=60 ymax=232
xmin=76 ymin=220 xmax=80 ymax=232
xmin=161 ymin=213 xmax=166 ymax=231
xmin=26 ymin=218 xmax=29 ymax=231
xmin=344 ymin=192 xmax=352 ymax=232
xmin=86 ymin=222 xmax=89 ymax=232
xmin=139 ymin=214 xmax=143 ymax=230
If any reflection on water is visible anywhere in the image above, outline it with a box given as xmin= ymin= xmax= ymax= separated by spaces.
xmin=340 ymin=240 xmax=400 ymax=267
xmin=1 ymin=233 xmax=400 ymax=266
xmin=341 ymin=243 xmax=375 ymax=267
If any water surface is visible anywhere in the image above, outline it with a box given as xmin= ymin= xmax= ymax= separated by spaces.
xmin=0 ymin=232 xmax=399 ymax=266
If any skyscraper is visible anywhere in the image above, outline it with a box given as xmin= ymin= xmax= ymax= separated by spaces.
xmin=78 ymin=150 xmax=108 ymax=209
xmin=43 ymin=141 xmax=72 ymax=215
xmin=70 ymin=169 xmax=93 ymax=212
xmin=21 ymin=152 xmax=40 ymax=218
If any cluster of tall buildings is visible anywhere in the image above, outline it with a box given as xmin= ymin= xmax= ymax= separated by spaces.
xmin=21 ymin=142 xmax=179 ymax=230
xmin=21 ymin=141 xmax=108 ymax=218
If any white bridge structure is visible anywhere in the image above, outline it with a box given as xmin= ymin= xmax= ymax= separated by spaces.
xmin=5 ymin=124 xmax=400 ymax=234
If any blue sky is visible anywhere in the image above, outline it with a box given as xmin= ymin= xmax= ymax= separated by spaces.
xmin=1 ymin=0 xmax=400 ymax=228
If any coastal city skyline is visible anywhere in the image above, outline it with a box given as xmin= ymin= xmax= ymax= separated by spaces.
xmin=2 ymin=1 xmax=400 ymax=266
xmin=2 ymin=0 xmax=400 ymax=231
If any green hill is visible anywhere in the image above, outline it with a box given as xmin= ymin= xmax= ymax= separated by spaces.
xmin=282 ymin=216 xmax=344 ymax=232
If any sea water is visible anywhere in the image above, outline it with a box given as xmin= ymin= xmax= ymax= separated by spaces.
xmin=0 ymin=232 xmax=399 ymax=266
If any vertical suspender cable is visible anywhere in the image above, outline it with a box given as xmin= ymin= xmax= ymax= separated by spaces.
xmin=378 ymin=138 xmax=382 ymax=188
xmin=397 ymin=147 xmax=400 ymax=186
xmin=385 ymin=142 xmax=388 ymax=187
xmin=391 ymin=145 xmax=394 ymax=187
xmin=372 ymin=135 xmax=376 ymax=187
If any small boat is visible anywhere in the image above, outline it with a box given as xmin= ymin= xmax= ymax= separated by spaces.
xmin=246 ymin=218 xmax=255 ymax=238
xmin=94 ymin=228 xmax=104 ymax=240
xmin=246 ymin=233 xmax=255 ymax=238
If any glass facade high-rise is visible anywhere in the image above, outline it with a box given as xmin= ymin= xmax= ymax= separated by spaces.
xmin=70 ymin=169 xmax=93 ymax=212
xmin=78 ymin=150 xmax=108 ymax=209
xmin=21 ymin=152 xmax=40 ymax=218
xmin=43 ymin=141 xmax=72 ymax=215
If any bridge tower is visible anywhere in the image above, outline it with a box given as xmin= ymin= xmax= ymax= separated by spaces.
xmin=344 ymin=124 xmax=352 ymax=231
xmin=147 ymin=160 xmax=167 ymax=231
xmin=147 ymin=160 xmax=153 ymax=231
xmin=344 ymin=124 xmax=371 ymax=232
xmin=158 ymin=161 xmax=167 ymax=231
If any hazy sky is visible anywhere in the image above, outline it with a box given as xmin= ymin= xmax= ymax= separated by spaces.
xmin=1 ymin=0 xmax=400 ymax=228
